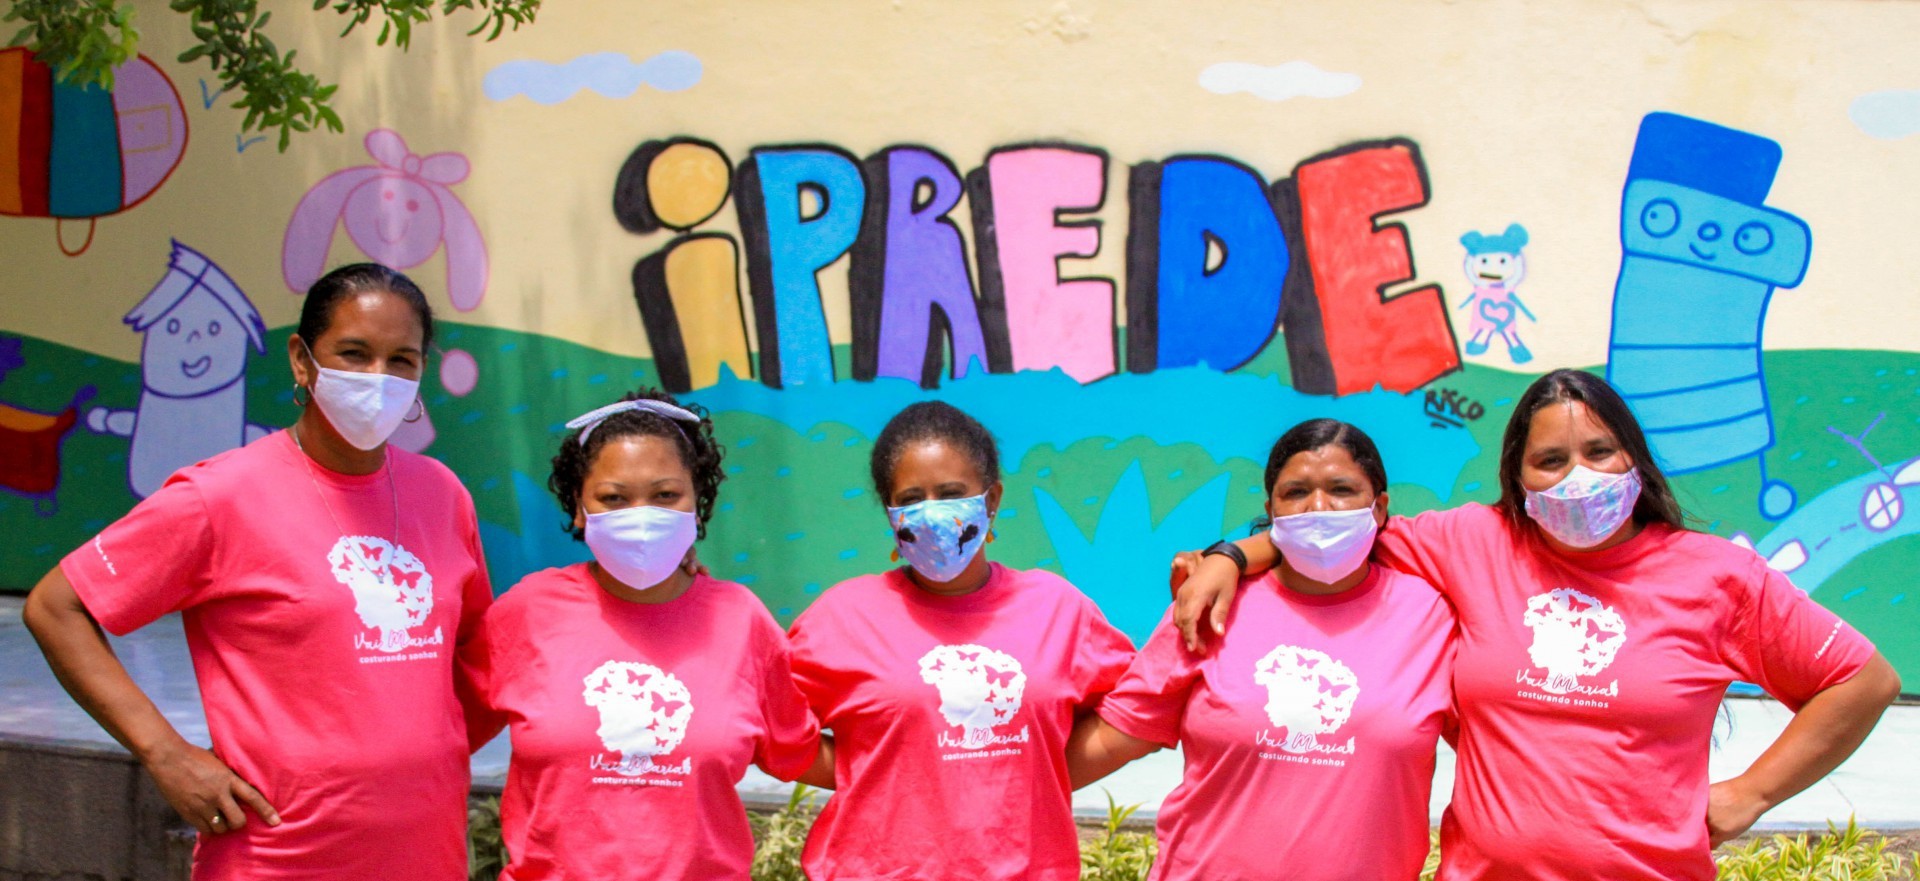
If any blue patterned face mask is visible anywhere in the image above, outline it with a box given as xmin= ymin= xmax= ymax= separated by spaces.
xmin=887 ymin=494 xmax=992 ymax=583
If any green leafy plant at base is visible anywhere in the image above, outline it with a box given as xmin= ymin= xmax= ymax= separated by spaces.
xmin=467 ymin=786 xmax=1920 ymax=881
xmin=1716 ymin=818 xmax=1919 ymax=880
xmin=5 ymin=0 xmax=538 ymax=151
xmin=1081 ymin=791 xmax=1158 ymax=881
xmin=749 ymin=784 xmax=818 ymax=881
xmin=468 ymin=795 xmax=508 ymax=881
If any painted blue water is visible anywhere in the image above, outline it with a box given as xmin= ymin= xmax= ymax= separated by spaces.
xmin=685 ymin=365 xmax=1481 ymax=499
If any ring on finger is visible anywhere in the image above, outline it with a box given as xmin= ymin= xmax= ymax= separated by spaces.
xmin=210 ymin=815 xmax=225 ymax=827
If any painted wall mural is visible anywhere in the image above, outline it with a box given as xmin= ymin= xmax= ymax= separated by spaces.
xmin=0 ymin=47 xmax=188 ymax=255
xmin=1457 ymin=224 xmax=1534 ymax=364
xmin=1607 ymin=113 xmax=1812 ymax=521
xmin=3 ymin=0 xmax=1919 ymax=692
xmin=622 ymin=136 xmax=1458 ymax=396
xmin=283 ymin=129 xmax=489 ymax=311
xmin=86 ymin=240 xmax=270 ymax=498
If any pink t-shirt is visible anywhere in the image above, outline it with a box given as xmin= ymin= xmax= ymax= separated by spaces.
xmin=1101 ymin=565 xmax=1455 ymax=881
xmin=787 ymin=563 xmax=1136 ymax=881
xmin=1375 ymin=503 xmax=1878 ymax=881
xmin=475 ymin=565 xmax=821 ymax=881
xmin=60 ymin=431 xmax=492 ymax=881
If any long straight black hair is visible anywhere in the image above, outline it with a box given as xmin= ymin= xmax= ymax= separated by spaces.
xmin=1495 ymin=369 xmax=1688 ymax=531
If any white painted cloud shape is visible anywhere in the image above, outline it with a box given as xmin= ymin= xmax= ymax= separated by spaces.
xmin=1199 ymin=61 xmax=1361 ymax=102
xmin=483 ymin=51 xmax=702 ymax=104
xmin=1850 ymin=90 xmax=1920 ymax=140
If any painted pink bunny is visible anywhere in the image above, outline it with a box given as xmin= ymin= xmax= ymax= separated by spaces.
xmin=282 ymin=129 xmax=488 ymax=311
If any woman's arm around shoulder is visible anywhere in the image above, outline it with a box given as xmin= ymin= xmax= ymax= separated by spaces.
xmin=1065 ymin=714 xmax=1158 ymax=790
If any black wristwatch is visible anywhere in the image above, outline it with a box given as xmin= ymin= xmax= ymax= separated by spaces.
xmin=1202 ymin=540 xmax=1248 ymax=575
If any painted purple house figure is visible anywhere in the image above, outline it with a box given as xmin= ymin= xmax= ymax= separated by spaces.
xmin=87 ymin=241 xmax=271 ymax=498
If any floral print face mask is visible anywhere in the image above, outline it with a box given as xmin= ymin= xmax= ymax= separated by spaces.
xmin=1524 ymin=465 xmax=1643 ymax=549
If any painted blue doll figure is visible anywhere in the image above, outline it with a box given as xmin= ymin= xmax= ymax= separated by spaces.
xmin=86 ymin=241 xmax=272 ymax=498
xmin=1458 ymin=223 xmax=1536 ymax=363
xmin=1605 ymin=113 xmax=1812 ymax=520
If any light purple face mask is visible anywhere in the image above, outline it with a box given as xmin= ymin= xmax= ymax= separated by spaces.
xmin=1267 ymin=507 xmax=1378 ymax=584
xmin=1523 ymin=465 xmax=1643 ymax=548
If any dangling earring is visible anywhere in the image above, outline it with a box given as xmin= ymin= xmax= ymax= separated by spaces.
xmin=986 ymin=528 xmax=996 ymax=545
xmin=890 ymin=547 xmax=901 ymax=562
xmin=292 ymin=383 xmax=311 ymax=407
xmin=403 ymin=398 xmax=424 ymax=423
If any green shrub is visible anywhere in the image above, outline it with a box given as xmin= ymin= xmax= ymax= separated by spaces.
xmin=468 ymin=795 xmax=507 ymax=881
xmin=1081 ymin=791 xmax=1158 ymax=881
xmin=466 ymin=790 xmax=1920 ymax=881
xmin=749 ymin=784 xmax=819 ymax=881
xmin=1716 ymin=818 xmax=1920 ymax=880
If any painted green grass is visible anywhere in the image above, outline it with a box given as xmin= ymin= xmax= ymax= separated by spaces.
xmin=4 ymin=326 xmax=1917 ymax=669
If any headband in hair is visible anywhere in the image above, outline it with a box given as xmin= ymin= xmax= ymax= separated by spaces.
xmin=564 ymin=399 xmax=701 ymax=446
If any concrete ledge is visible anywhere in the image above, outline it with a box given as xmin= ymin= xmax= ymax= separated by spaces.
xmin=0 ymin=735 xmax=191 ymax=881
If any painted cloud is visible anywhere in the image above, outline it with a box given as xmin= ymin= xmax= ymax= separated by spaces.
xmin=1198 ymin=61 xmax=1361 ymax=102
xmin=1850 ymin=90 xmax=1920 ymax=140
xmin=483 ymin=50 xmax=703 ymax=104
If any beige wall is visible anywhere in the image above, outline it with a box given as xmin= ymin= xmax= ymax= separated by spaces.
xmin=3 ymin=0 xmax=1918 ymax=364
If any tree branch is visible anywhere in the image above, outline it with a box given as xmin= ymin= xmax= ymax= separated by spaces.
xmin=6 ymin=0 xmax=540 ymax=151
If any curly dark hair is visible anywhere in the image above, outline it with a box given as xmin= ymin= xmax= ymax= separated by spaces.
xmin=869 ymin=401 xmax=1000 ymax=503
xmin=548 ymin=388 xmax=726 ymax=540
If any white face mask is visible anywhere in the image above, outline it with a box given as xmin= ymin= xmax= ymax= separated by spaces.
xmin=1267 ymin=506 xmax=1379 ymax=585
xmin=1523 ymin=464 xmax=1643 ymax=549
xmin=302 ymin=341 xmax=419 ymax=451
xmin=584 ymin=505 xmax=698 ymax=591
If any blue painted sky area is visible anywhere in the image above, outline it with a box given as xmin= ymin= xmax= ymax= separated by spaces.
xmin=684 ymin=364 xmax=1481 ymax=499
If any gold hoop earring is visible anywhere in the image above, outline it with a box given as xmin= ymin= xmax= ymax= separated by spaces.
xmin=404 ymin=398 xmax=424 ymax=423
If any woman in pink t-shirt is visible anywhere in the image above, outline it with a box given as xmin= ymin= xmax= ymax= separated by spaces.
xmin=1067 ymin=419 xmax=1456 ymax=881
xmin=24 ymin=264 xmax=495 ymax=881
xmin=786 ymin=401 xmax=1136 ymax=881
xmin=470 ymin=389 xmax=822 ymax=880
xmin=1171 ymin=369 xmax=1902 ymax=881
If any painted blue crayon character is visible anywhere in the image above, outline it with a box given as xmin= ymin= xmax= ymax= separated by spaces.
xmin=1458 ymin=223 xmax=1536 ymax=363
xmin=87 ymin=241 xmax=273 ymax=498
xmin=1604 ymin=113 xmax=1811 ymax=520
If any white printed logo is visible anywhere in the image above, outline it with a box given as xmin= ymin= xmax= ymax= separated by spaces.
xmin=918 ymin=644 xmax=1029 ymax=750
xmin=583 ymin=661 xmax=694 ymax=777
xmin=326 ymin=535 xmax=441 ymax=654
xmin=1252 ymin=645 xmax=1360 ymax=755
xmin=1519 ymin=588 xmax=1627 ymax=696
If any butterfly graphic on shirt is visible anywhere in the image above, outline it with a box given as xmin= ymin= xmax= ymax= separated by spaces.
xmin=1520 ymin=588 xmax=1630 ymax=694
xmin=918 ymin=643 xmax=1029 ymax=748
xmin=326 ymin=535 xmax=436 ymax=645
xmin=1253 ymin=644 xmax=1362 ymax=754
xmin=582 ymin=660 xmax=695 ymax=770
